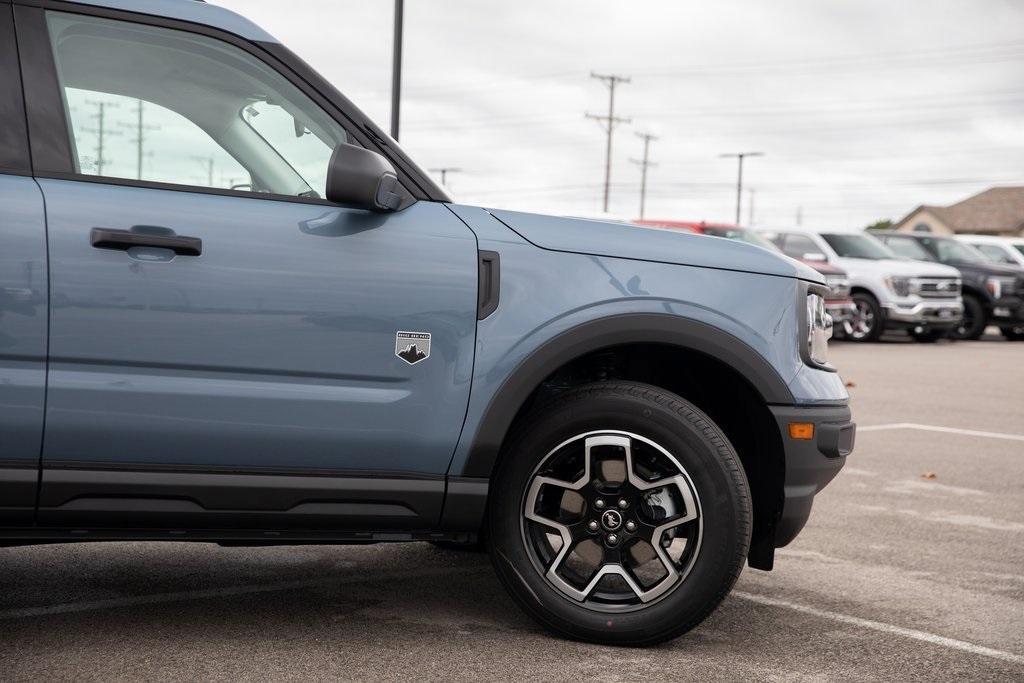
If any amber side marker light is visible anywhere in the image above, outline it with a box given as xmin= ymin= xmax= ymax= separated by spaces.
xmin=789 ymin=423 xmax=815 ymax=440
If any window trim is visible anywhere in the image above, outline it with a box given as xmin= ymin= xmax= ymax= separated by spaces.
xmin=0 ymin=4 xmax=32 ymax=176
xmin=13 ymin=0 xmax=444 ymax=206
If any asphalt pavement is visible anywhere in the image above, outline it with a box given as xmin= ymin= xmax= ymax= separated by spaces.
xmin=1 ymin=335 xmax=1022 ymax=681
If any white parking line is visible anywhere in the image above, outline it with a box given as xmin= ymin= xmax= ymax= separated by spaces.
xmin=733 ymin=591 xmax=1024 ymax=666
xmin=4 ymin=562 xmax=1023 ymax=666
xmin=858 ymin=423 xmax=1024 ymax=442
xmin=0 ymin=565 xmax=484 ymax=621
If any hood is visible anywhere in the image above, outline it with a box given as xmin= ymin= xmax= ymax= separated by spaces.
xmin=487 ymin=209 xmax=823 ymax=282
xmin=944 ymin=260 xmax=1024 ymax=278
xmin=801 ymin=259 xmax=846 ymax=276
xmin=835 ymin=257 xmax=961 ymax=279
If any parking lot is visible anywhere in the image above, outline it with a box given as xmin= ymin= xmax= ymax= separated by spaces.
xmin=1 ymin=336 xmax=1022 ymax=681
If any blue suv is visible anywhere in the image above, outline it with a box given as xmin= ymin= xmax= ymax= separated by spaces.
xmin=0 ymin=0 xmax=854 ymax=645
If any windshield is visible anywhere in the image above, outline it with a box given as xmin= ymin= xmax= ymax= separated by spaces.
xmin=927 ymin=237 xmax=989 ymax=264
xmin=821 ymin=233 xmax=895 ymax=260
xmin=702 ymin=227 xmax=779 ymax=251
xmin=885 ymin=237 xmax=935 ymax=261
xmin=1015 ymin=244 xmax=1024 ymax=258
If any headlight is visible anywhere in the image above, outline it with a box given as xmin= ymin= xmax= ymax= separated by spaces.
xmin=985 ymin=276 xmax=1016 ymax=299
xmin=806 ymin=292 xmax=833 ymax=367
xmin=883 ymin=275 xmax=913 ymax=297
xmin=823 ymin=274 xmax=850 ymax=296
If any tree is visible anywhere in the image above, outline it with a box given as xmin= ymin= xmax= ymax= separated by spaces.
xmin=864 ymin=219 xmax=894 ymax=232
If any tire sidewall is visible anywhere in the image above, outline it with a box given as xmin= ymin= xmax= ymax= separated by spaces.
xmin=488 ymin=384 xmax=750 ymax=644
xmin=951 ymin=295 xmax=986 ymax=340
xmin=850 ymin=292 xmax=884 ymax=342
xmin=1000 ymin=325 xmax=1024 ymax=341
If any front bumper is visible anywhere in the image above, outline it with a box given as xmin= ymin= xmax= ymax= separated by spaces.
xmin=884 ymin=298 xmax=963 ymax=327
xmin=770 ymin=404 xmax=855 ymax=548
xmin=990 ymin=295 xmax=1024 ymax=324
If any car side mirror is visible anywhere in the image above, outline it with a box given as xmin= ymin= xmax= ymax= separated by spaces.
xmin=803 ymin=252 xmax=828 ymax=262
xmin=325 ymin=143 xmax=402 ymax=212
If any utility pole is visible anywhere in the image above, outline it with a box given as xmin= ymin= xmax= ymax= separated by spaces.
xmin=796 ymin=205 xmax=803 ymax=226
xmin=428 ymin=167 xmax=462 ymax=187
xmin=719 ymin=151 xmax=763 ymax=225
xmin=96 ymin=102 xmax=107 ymax=176
xmin=193 ymin=156 xmax=214 ymax=186
xmin=586 ymin=72 xmax=631 ymax=213
xmin=747 ymin=188 xmax=756 ymax=226
xmin=390 ymin=0 xmax=404 ymax=141
xmin=630 ymin=132 xmax=658 ymax=220
xmin=84 ymin=100 xmax=120 ymax=176
xmin=118 ymin=99 xmax=159 ymax=180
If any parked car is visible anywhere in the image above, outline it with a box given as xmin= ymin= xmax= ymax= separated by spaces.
xmin=759 ymin=228 xmax=963 ymax=342
xmin=636 ymin=220 xmax=857 ymax=330
xmin=876 ymin=232 xmax=1024 ymax=340
xmin=0 ymin=0 xmax=854 ymax=646
xmin=957 ymin=234 xmax=1024 ymax=268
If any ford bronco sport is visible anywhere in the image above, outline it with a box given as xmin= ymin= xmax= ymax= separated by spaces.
xmin=0 ymin=0 xmax=854 ymax=645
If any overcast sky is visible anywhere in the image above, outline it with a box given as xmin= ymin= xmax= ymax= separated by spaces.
xmin=218 ymin=0 xmax=1024 ymax=229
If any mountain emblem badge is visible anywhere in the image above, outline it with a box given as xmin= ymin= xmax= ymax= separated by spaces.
xmin=395 ymin=331 xmax=431 ymax=365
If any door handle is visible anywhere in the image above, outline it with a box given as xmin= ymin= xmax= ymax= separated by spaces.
xmin=90 ymin=228 xmax=202 ymax=256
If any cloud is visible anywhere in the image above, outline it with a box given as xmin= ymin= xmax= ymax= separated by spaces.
xmin=219 ymin=0 xmax=1024 ymax=228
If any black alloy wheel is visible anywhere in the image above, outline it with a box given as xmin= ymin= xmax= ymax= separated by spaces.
xmin=488 ymin=382 xmax=751 ymax=646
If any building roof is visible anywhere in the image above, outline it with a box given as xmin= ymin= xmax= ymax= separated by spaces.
xmin=900 ymin=186 xmax=1024 ymax=234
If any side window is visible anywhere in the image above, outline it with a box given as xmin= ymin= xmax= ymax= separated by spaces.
xmin=780 ymin=234 xmax=821 ymax=259
xmin=46 ymin=11 xmax=350 ymax=198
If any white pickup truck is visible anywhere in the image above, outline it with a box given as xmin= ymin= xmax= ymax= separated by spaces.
xmin=759 ymin=228 xmax=963 ymax=342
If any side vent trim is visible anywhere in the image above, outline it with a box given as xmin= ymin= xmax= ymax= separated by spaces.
xmin=477 ymin=250 xmax=500 ymax=319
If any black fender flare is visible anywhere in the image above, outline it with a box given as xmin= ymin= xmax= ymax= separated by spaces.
xmin=459 ymin=313 xmax=794 ymax=478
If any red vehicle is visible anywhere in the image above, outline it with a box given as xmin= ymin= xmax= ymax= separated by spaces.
xmin=635 ymin=220 xmax=856 ymax=331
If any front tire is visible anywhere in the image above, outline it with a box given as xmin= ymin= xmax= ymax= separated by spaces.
xmin=488 ymin=382 xmax=751 ymax=646
xmin=846 ymin=292 xmax=884 ymax=342
xmin=909 ymin=328 xmax=946 ymax=343
xmin=949 ymin=294 xmax=986 ymax=340
xmin=1001 ymin=325 xmax=1024 ymax=341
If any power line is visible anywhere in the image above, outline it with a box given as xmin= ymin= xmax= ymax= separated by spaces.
xmin=630 ymin=132 xmax=658 ymax=220
xmin=404 ymin=99 xmax=1024 ymax=137
xmin=404 ymin=90 xmax=1024 ymax=133
xmin=585 ymin=72 xmax=631 ymax=213
xmin=398 ymin=40 xmax=1024 ymax=97
xmin=460 ymin=175 xmax=1023 ymax=199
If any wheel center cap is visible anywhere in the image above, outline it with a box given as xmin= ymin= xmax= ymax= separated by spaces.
xmin=600 ymin=509 xmax=623 ymax=531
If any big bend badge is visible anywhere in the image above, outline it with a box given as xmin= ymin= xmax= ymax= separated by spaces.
xmin=395 ymin=331 xmax=431 ymax=365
